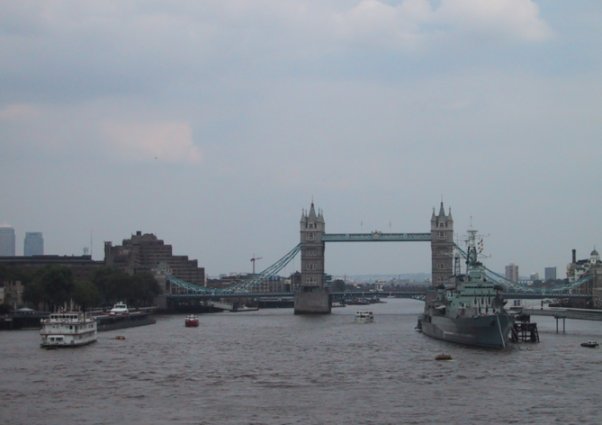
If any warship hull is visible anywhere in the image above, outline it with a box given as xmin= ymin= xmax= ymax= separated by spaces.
xmin=419 ymin=313 xmax=514 ymax=349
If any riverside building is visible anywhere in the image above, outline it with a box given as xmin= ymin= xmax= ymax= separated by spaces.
xmin=567 ymin=248 xmax=602 ymax=307
xmin=104 ymin=231 xmax=205 ymax=286
xmin=505 ymin=263 xmax=519 ymax=283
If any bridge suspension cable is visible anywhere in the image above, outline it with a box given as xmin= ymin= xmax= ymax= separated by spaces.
xmin=232 ymin=243 xmax=302 ymax=291
xmin=452 ymin=243 xmax=524 ymax=290
xmin=547 ymin=274 xmax=592 ymax=293
xmin=453 ymin=243 xmax=592 ymax=294
xmin=161 ymin=243 xmax=302 ymax=295
xmin=163 ymin=273 xmax=229 ymax=294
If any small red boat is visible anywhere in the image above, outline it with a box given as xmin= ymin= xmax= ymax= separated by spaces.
xmin=185 ymin=314 xmax=199 ymax=327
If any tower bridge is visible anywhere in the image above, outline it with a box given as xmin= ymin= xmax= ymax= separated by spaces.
xmin=160 ymin=201 xmax=594 ymax=313
xmin=293 ymin=201 xmax=452 ymax=314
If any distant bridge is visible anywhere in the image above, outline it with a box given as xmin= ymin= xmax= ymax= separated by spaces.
xmin=164 ymin=287 xmax=591 ymax=304
xmin=165 ymin=289 xmax=428 ymax=302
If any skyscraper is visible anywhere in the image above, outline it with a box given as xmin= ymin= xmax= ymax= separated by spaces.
xmin=544 ymin=267 xmax=557 ymax=281
xmin=0 ymin=226 xmax=16 ymax=256
xmin=24 ymin=232 xmax=44 ymax=256
xmin=505 ymin=263 xmax=519 ymax=283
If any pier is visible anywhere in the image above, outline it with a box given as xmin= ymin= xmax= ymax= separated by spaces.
xmin=510 ymin=313 xmax=539 ymax=343
xmin=523 ymin=308 xmax=602 ymax=333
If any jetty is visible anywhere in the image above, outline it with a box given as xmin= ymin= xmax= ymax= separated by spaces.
xmin=510 ymin=313 xmax=539 ymax=343
xmin=523 ymin=308 xmax=602 ymax=334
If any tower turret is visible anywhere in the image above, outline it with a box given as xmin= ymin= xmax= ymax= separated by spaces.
xmin=295 ymin=202 xmax=331 ymax=314
xmin=430 ymin=202 xmax=454 ymax=286
xmin=300 ymin=202 xmax=325 ymax=287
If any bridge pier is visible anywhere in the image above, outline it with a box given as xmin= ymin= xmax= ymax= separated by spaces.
xmin=294 ymin=287 xmax=331 ymax=314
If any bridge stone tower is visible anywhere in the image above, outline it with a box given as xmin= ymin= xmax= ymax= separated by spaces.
xmin=294 ymin=202 xmax=331 ymax=314
xmin=431 ymin=202 xmax=454 ymax=286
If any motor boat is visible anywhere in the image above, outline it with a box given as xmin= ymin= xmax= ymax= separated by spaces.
xmin=109 ymin=302 xmax=129 ymax=316
xmin=185 ymin=314 xmax=199 ymax=327
xmin=354 ymin=311 xmax=374 ymax=324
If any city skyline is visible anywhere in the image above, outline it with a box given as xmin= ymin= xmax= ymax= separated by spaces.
xmin=0 ymin=221 xmax=590 ymax=280
xmin=1 ymin=1 xmax=601 ymax=277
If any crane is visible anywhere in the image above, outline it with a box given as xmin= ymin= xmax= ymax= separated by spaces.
xmin=250 ymin=254 xmax=263 ymax=275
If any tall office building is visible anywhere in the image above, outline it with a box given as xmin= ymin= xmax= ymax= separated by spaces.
xmin=544 ymin=267 xmax=557 ymax=281
xmin=505 ymin=263 xmax=519 ymax=283
xmin=0 ymin=226 xmax=16 ymax=256
xmin=24 ymin=232 xmax=44 ymax=256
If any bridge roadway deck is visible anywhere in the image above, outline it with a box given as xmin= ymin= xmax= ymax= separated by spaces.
xmin=166 ymin=290 xmax=590 ymax=301
xmin=165 ymin=290 xmax=427 ymax=301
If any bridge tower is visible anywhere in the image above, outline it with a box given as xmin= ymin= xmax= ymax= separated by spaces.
xmin=294 ymin=202 xmax=331 ymax=314
xmin=431 ymin=202 xmax=454 ymax=286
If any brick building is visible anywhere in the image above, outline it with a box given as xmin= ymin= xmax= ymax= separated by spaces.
xmin=104 ymin=231 xmax=205 ymax=285
xmin=567 ymin=248 xmax=602 ymax=307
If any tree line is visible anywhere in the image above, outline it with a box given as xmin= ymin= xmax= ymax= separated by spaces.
xmin=0 ymin=265 xmax=161 ymax=312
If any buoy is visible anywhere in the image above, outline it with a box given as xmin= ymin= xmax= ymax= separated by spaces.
xmin=115 ymin=335 xmax=126 ymax=340
xmin=435 ymin=353 xmax=452 ymax=361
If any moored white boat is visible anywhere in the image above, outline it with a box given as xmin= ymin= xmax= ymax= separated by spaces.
xmin=40 ymin=311 xmax=97 ymax=348
xmin=355 ymin=311 xmax=374 ymax=323
xmin=109 ymin=302 xmax=129 ymax=316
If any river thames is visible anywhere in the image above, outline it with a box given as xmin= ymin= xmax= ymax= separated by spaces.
xmin=1 ymin=299 xmax=601 ymax=425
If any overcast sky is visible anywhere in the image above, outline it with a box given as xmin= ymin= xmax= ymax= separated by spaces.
xmin=1 ymin=1 xmax=601 ymax=279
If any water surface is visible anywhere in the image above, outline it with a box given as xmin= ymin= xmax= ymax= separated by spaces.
xmin=1 ymin=299 xmax=601 ymax=424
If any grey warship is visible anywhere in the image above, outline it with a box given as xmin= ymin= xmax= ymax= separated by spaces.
xmin=418 ymin=229 xmax=514 ymax=349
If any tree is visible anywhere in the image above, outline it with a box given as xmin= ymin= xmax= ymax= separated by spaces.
xmin=73 ymin=280 xmax=100 ymax=311
xmin=130 ymin=272 xmax=161 ymax=306
xmin=23 ymin=279 xmax=45 ymax=309
xmin=21 ymin=266 xmax=76 ymax=311
xmin=92 ymin=267 xmax=161 ymax=307
xmin=92 ymin=267 xmax=131 ymax=305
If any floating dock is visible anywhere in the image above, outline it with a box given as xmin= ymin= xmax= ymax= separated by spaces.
xmin=95 ymin=312 xmax=156 ymax=332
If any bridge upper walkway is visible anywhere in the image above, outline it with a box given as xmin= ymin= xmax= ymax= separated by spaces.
xmin=322 ymin=232 xmax=431 ymax=242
